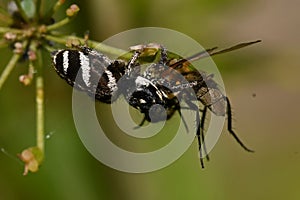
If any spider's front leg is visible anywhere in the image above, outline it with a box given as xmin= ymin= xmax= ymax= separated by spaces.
xmin=130 ymin=43 xmax=168 ymax=65
xmin=126 ymin=50 xmax=142 ymax=73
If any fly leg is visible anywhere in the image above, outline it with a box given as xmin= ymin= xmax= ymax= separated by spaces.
xmin=185 ymin=101 xmax=208 ymax=168
xmin=225 ymin=97 xmax=254 ymax=152
xmin=133 ymin=116 xmax=147 ymax=129
xmin=199 ymin=106 xmax=210 ymax=162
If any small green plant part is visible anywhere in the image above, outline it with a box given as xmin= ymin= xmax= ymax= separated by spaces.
xmin=0 ymin=0 xmax=123 ymax=175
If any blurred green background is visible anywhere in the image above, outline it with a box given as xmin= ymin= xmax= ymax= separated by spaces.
xmin=1 ymin=0 xmax=299 ymax=199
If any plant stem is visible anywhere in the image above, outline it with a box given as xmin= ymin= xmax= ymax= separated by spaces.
xmin=0 ymin=53 xmax=21 ymax=90
xmin=44 ymin=34 xmax=128 ymax=56
xmin=46 ymin=17 xmax=72 ymax=31
xmin=0 ymin=39 xmax=28 ymax=90
xmin=35 ymin=0 xmax=42 ymax=20
xmin=36 ymin=76 xmax=44 ymax=152
xmin=14 ymin=0 xmax=30 ymax=23
xmin=36 ymin=54 xmax=44 ymax=153
xmin=0 ymin=27 xmax=23 ymax=34
xmin=43 ymin=0 xmax=64 ymax=21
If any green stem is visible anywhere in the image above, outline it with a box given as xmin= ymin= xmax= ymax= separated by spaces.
xmin=0 ymin=27 xmax=23 ymax=34
xmin=44 ymin=34 xmax=128 ymax=56
xmin=43 ymin=0 xmax=65 ymax=21
xmin=46 ymin=17 xmax=73 ymax=31
xmin=0 ymin=53 xmax=21 ymax=90
xmin=35 ymin=0 xmax=42 ymax=20
xmin=36 ymin=76 xmax=44 ymax=152
xmin=35 ymin=50 xmax=44 ymax=153
xmin=53 ymin=0 xmax=65 ymax=12
xmin=14 ymin=0 xmax=30 ymax=23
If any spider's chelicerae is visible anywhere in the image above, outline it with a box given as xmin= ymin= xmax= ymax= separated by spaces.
xmin=52 ymin=40 xmax=261 ymax=167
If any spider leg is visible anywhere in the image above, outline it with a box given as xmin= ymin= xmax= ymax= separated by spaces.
xmin=126 ymin=50 xmax=142 ymax=73
xmin=225 ymin=97 xmax=254 ymax=152
xmin=158 ymin=45 xmax=168 ymax=65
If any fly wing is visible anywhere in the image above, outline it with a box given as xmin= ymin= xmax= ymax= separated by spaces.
xmin=169 ymin=40 xmax=261 ymax=70
xmin=166 ymin=40 xmax=261 ymax=116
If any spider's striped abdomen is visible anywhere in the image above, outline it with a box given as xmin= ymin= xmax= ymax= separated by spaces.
xmin=51 ymin=47 xmax=124 ymax=103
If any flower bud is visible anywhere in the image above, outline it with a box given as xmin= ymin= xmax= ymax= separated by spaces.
xmin=66 ymin=4 xmax=80 ymax=17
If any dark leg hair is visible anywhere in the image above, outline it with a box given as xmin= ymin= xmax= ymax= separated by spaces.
xmin=225 ymin=97 xmax=254 ymax=152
